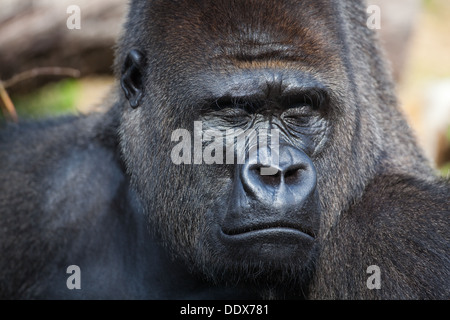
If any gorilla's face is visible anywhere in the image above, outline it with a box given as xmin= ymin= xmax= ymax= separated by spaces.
xmin=118 ymin=0 xmax=382 ymax=287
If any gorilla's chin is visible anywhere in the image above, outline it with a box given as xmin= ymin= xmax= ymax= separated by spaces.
xmin=190 ymin=214 xmax=318 ymax=289
xmin=195 ymin=230 xmax=318 ymax=290
xmin=202 ymin=191 xmax=321 ymax=270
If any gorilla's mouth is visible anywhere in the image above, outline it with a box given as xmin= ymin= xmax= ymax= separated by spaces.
xmin=216 ymin=220 xmax=317 ymax=262
xmin=221 ymin=221 xmax=315 ymax=240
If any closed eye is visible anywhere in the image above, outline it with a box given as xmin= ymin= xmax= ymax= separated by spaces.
xmin=279 ymin=88 xmax=328 ymax=111
xmin=208 ymin=96 xmax=263 ymax=114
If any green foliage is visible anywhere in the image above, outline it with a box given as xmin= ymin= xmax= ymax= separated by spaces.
xmin=422 ymin=0 xmax=434 ymax=9
xmin=10 ymin=79 xmax=80 ymax=119
xmin=440 ymin=162 xmax=450 ymax=177
xmin=422 ymin=0 xmax=450 ymax=17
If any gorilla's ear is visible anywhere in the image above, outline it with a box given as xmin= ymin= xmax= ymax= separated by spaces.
xmin=121 ymin=49 xmax=146 ymax=109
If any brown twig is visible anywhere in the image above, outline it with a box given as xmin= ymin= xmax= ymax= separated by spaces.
xmin=0 ymin=81 xmax=18 ymax=123
xmin=0 ymin=67 xmax=81 ymax=122
xmin=2 ymin=67 xmax=81 ymax=89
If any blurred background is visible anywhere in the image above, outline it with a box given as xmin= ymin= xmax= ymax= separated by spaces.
xmin=0 ymin=0 xmax=449 ymax=175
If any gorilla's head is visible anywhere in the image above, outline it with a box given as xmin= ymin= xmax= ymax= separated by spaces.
xmin=114 ymin=0 xmax=426 ymax=290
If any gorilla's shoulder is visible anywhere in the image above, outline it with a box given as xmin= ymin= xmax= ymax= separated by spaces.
xmin=0 ymin=113 xmax=124 ymax=232
xmin=360 ymin=174 xmax=449 ymax=217
xmin=349 ymin=174 xmax=449 ymax=242
xmin=344 ymin=174 xmax=449 ymax=298
xmin=0 ymin=112 xmax=118 ymax=153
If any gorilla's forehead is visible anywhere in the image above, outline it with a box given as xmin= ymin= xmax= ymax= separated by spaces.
xmin=135 ymin=0 xmax=349 ymax=100
xmin=144 ymin=0 xmax=342 ymax=66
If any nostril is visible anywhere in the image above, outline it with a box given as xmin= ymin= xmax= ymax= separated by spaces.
xmin=283 ymin=165 xmax=305 ymax=185
xmin=260 ymin=171 xmax=281 ymax=186
xmin=250 ymin=164 xmax=281 ymax=186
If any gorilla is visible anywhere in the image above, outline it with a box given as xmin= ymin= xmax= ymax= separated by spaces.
xmin=0 ymin=0 xmax=448 ymax=299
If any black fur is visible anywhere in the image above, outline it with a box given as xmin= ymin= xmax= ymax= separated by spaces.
xmin=0 ymin=0 xmax=448 ymax=299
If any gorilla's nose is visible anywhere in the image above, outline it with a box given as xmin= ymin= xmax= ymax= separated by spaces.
xmin=240 ymin=145 xmax=317 ymax=209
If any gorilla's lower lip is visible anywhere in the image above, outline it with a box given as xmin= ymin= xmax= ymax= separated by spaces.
xmin=221 ymin=224 xmax=315 ymax=240
xmin=222 ymin=227 xmax=314 ymax=241
xmin=217 ymin=226 xmax=316 ymax=263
